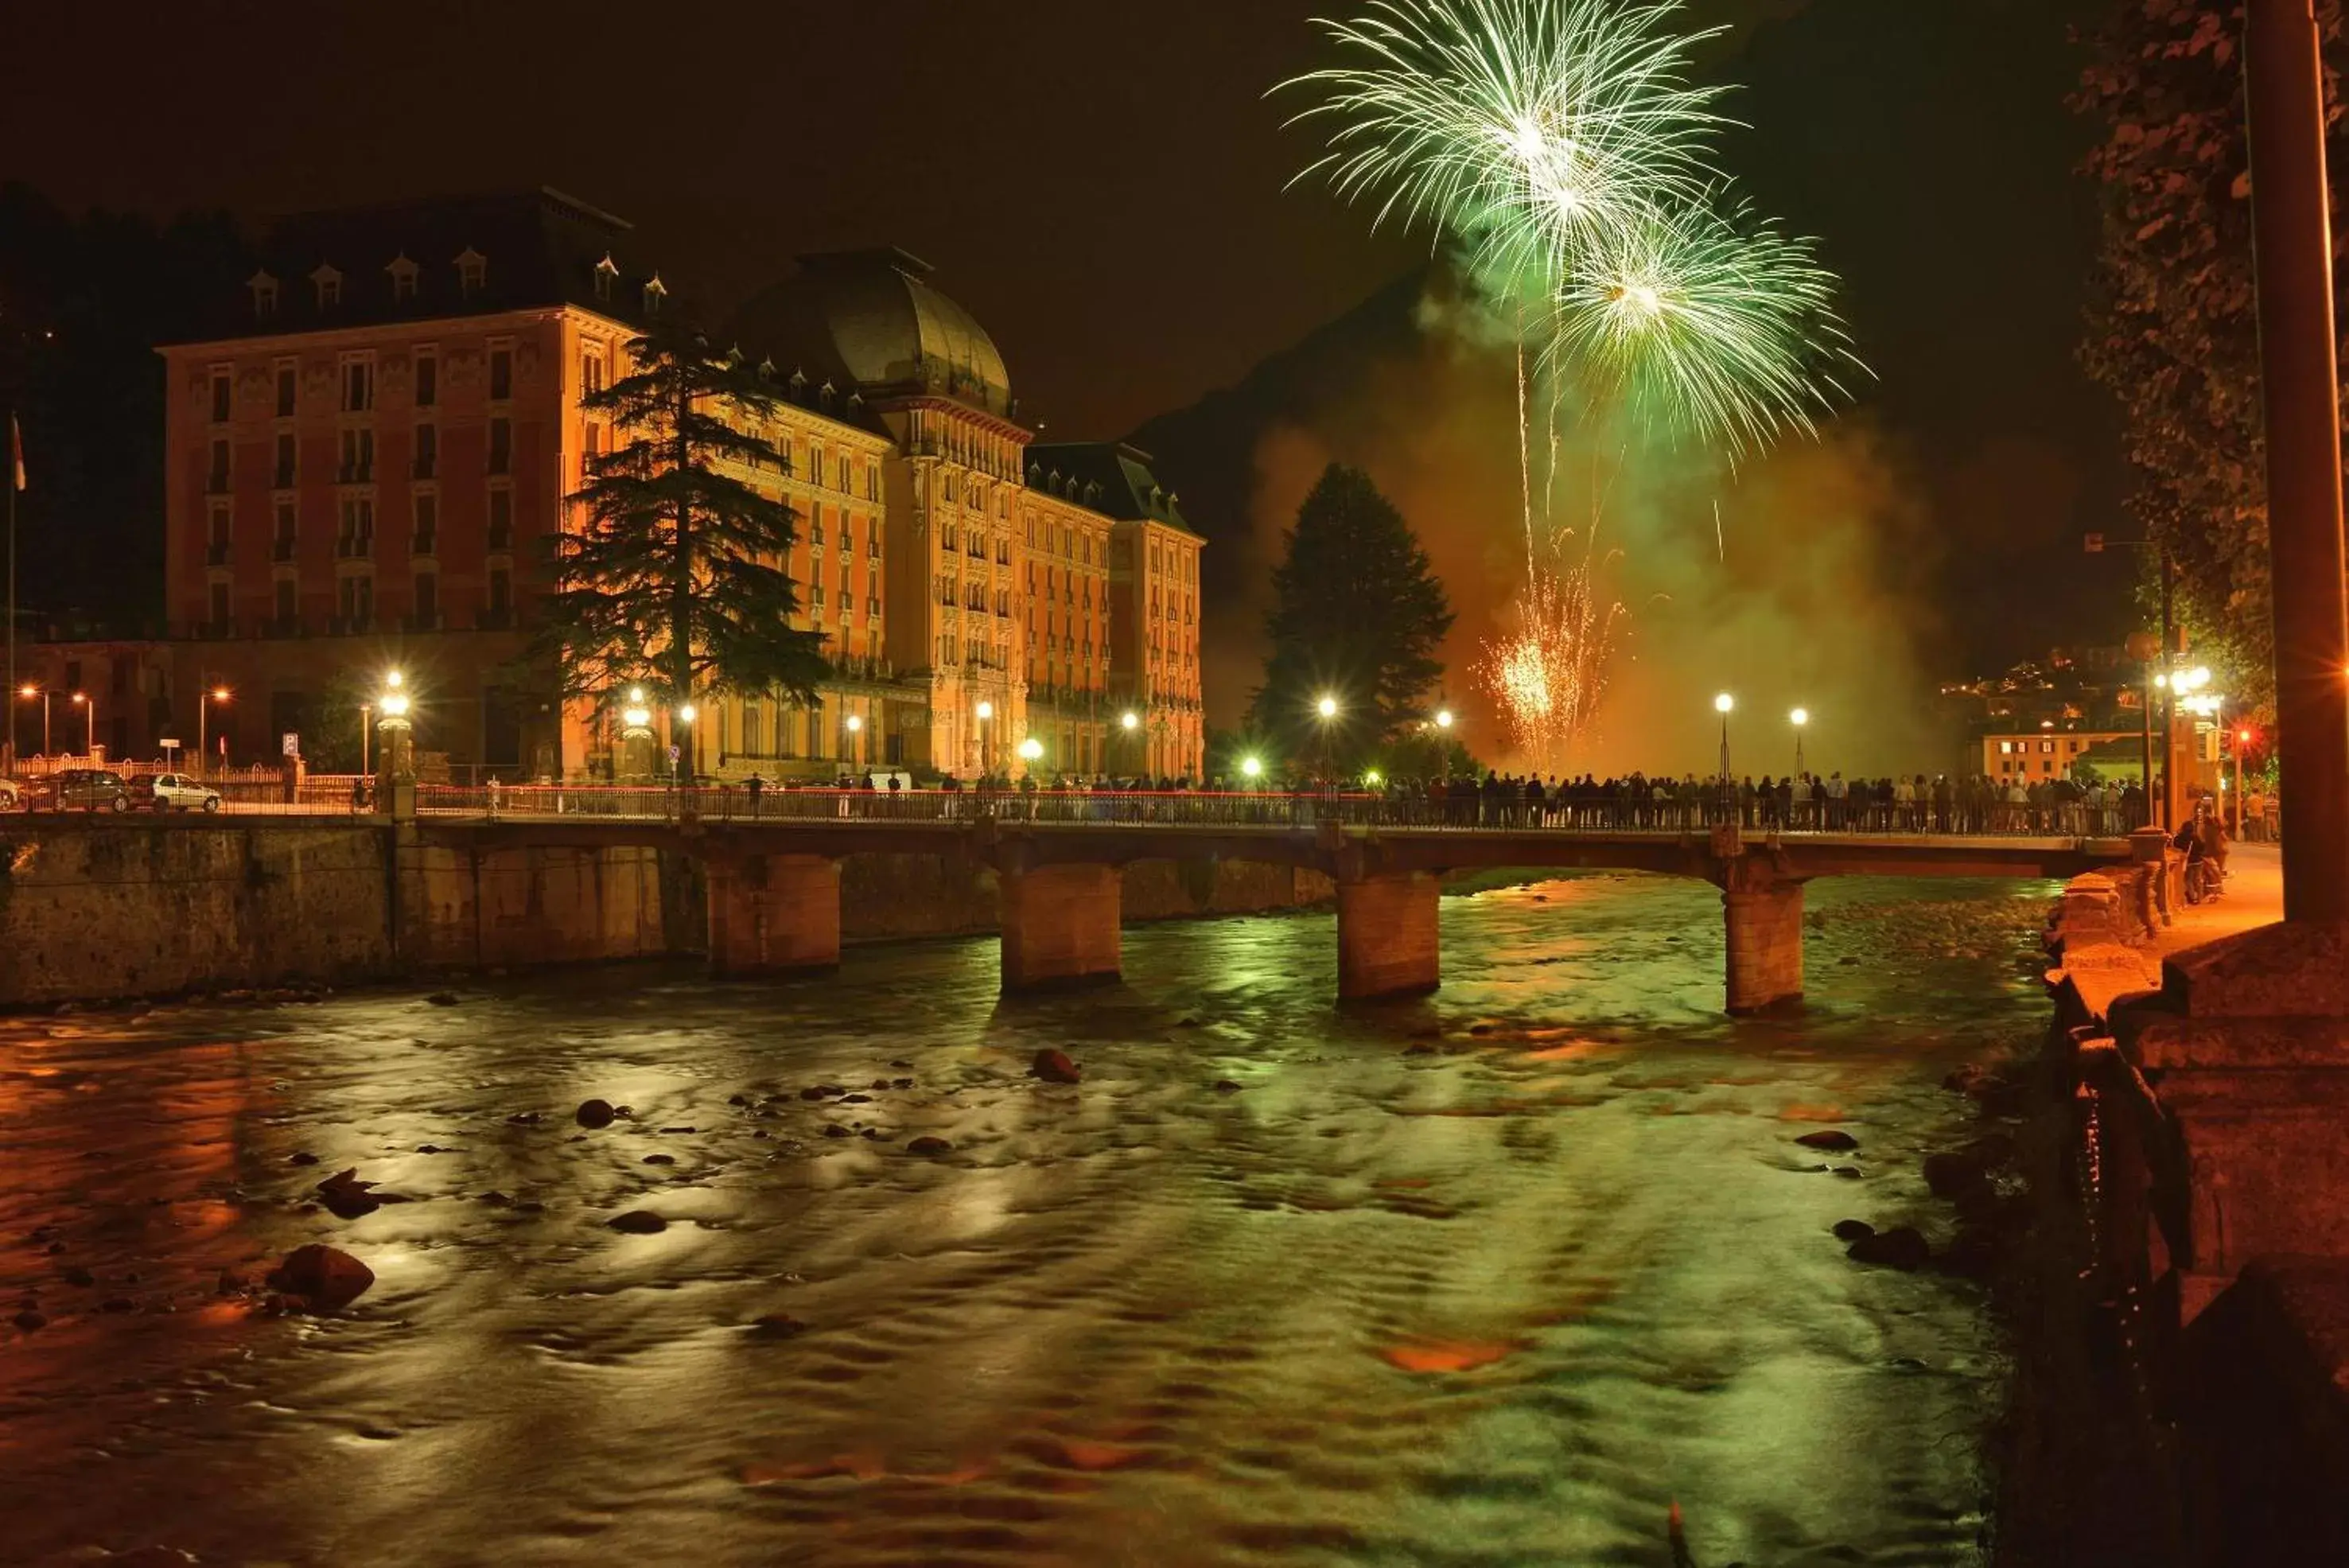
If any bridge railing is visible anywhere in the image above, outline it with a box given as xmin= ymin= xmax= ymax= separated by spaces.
xmin=394 ymin=783 xmax=2141 ymax=839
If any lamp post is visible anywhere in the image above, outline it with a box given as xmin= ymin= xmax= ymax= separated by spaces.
xmin=18 ymin=684 xmax=49 ymax=757
xmin=975 ymin=698 xmax=994 ymax=778
xmin=676 ymin=702 xmax=699 ymax=788
xmin=1017 ymin=734 xmax=1043 ymax=779
xmin=846 ymin=711 xmax=865 ymax=770
xmin=376 ymin=671 xmax=413 ymax=819
xmin=71 ymin=690 xmax=94 ymax=758
xmin=197 ymin=686 xmax=229 ymax=774
xmin=619 ymin=687 xmax=654 ymax=782
xmin=2246 ymin=0 xmax=2349 ymax=920
xmin=1714 ymin=693 xmax=1734 ymax=782
xmin=1790 ymin=706 xmax=1809 ymax=777
xmin=1240 ymin=753 xmax=1263 ymax=788
xmin=1120 ymin=708 xmax=1140 ymax=776
xmin=1315 ymin=693 xmax=1339 ymax=784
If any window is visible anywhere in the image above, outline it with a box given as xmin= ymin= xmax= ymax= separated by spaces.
xmin=341 ymin=357 xmax=374 ymax=413
xmin=387 ymin=255 xmax=418 ymax=302
xmin=208 ymin=503 xmax=231 ymax=548
xmin=593 ymin=255 xmax=618 ymax=302
xmin=811 ymin=445 xmax=825 ymax=487
xmin=249 ymin=270 xmax=278 ymax=318
xmin=413 ymin=493 xmax=437 ymax=554
xmin=488 ymin=487 xmax=512 ymax=550
xmin=338 ymin=496 xmax=375 ymax=555
xmin=414 ymin=422 xmax=437 ymax=479
xmin=274 ymin=433 xmax=296 ymax=488
xmin=313 ymin=266 xmax=342 ymax=309
xmin=582 ymin=351 xmax=605 ymax=397
xmin=413 ymin=571 xmax=438 ymax=625
xmin=868 ymin=514 xmax=880 ymax=547
xmin=456 ymin=248 xmax=486 ymax=298
xmin=209 ymin=582 xmax=230 ymax=627
xmin=273 ymin=500 xmax=297 ymax=557
xmin=836 ymin=455 xmax=849 ymax=490
xmin=276 ymin=363 xmax=297 ymax=418
xmin=414 ymin=352 xmax=438 ymax=408
xmin=210 ymin=368 xmax=233 ymax=423
xmin=488 ymin=566 xmax=511 ymax=617
xmin=488 ymin=346 xmax=512 ymax=402
xmin=274 ymin=578 xmax=296 ymax=624
xmin=812 ymin=583 xmax=826 ymax=609
xmin=488 ymin=418 xmax=511 ymax=474
xmin=338 ymin=427 xmax=374 ymax=484
xmin=643 ymin=274 xmax=667 ymax=314
xmin=1998 ymin=741 xmax=2013 ymax=755
xmin=208 ymin=438 xmax=230 ymax=492
xmin=865 ymin=465 xmax=879 ymax=500
xmin=338 ymin=574 xmax=374 ymax=625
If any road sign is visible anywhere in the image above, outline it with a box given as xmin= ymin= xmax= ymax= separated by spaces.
xmin=282 ymin=732 xmax=300 ymax=757
xmin=667 ymin=745 xmax=681 ymax=761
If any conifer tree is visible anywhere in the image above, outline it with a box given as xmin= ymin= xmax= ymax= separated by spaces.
xmin=541 ymin=316 xmax=827 ymax=710
xmin=1249 ymin=463 xmax=1453 ymax=769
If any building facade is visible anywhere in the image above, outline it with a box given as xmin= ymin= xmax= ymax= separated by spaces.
xmin=149 ymin=200 xmax=1205 ymax=780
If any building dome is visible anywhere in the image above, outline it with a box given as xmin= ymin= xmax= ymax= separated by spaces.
xmin=730 ymin=247 xmax=1013 ymax=419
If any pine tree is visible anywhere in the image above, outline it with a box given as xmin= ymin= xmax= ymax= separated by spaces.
xmin=540 ymin=315 xmax=827 ymax=710
xmin=1248 ymin=464 xmax=1453 ymax=770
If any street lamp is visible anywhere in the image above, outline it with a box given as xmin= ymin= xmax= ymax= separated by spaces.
xmin=1435 ymin=709 xmax=1454 ymax=730
xmin=1017 ymin=735 xmax=1043 ymax=772
xmin=1240 ymin=753 xmax=1263 ymax=784
xmin=18 ymin=683 xmax=50 ymax=756
xmin=846 ymin=711 xmax=865 ymax=768
xmin=974 ymin=699 xmax=994 ymax=776
xmin=198 ymin=686 xmax=230 ymax=773
xmin=1790 ymin=706 xmax=1809 ymax=777
xmin=1314 ymin=693 xmax=1340 ymax=782
xmin=1363 ymin=767 xmax=1383 ymax=788
xmin=71 ymin=691 xmax=95 ymax=757
xmin=1714 ymin=692 xmax=1734 ymax=784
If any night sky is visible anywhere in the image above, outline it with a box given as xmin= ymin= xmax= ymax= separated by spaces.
xmin=2 ymin=0 xmax=2127 ymax=675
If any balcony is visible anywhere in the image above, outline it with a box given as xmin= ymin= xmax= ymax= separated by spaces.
xmin=411 ymin=532 xmax=437 ymax=558
xmin=336 ymin=463 xmax=374 ymax=485
xmin=329 ymin=614 xmax=376 ymax=636
xmin=477 ymin=608 xmax=515 ymax=631
xmin=266 ymin=615 xmax=303 ymax=637
xmin=413 ymin=454 xmax=437 ymax=481
xmin=272 ymin=537 xmax=298 ymax=563
xmin=486 ymin=525 xmax=513 ymax=553
xmin=402 ymin=611 xmax=445 ymax=632
xmin=204 ymin=541 xmax=231 ymax=566
xmin=335 ymin=535 xmax=374 ymax=560
xmin=205 ymin=472 xmax=231 ymax=496
xmin=274 ymin=464 xmax=297 ymax=488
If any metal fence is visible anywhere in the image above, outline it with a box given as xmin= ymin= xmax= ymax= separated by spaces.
xmin=388 ymin=783 xmax=2140 ymax=839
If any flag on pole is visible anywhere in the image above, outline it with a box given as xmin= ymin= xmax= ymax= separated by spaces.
xmin=9 ymin=414 xmax=22 ymax=492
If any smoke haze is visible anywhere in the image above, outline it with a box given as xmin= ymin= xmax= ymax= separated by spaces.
xmin=1210 ymin=286 xmax=1953 ymax=779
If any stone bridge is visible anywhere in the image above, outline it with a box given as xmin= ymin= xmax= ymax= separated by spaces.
xmin=418 ymin=802 xmax=2132 ymax=1013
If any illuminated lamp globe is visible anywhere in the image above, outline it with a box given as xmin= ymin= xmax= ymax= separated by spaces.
xmin=677 ymin=702 xmax=698 ymax=724
xmin=1240 ymin=755 xmax=1263 ymax=779
xmin=379 ymin=692 xmax=410 ymax=720
xmin=1121 ymin=710 xmax=1140 ymax=731
xmin=1017 ymin=737 xmax=1043 ymax=762
xmin=975 ymin=700 xmax=994 ymax=721
xmin=1316 ymin=695 xmax=1339 ymax=719
xmin=846 ymin=714 xmax=863 ymax=733
xmin=1435 ymin=709 xmax=1453 ymax=730
xmin=1363 ymin=768 xmax=1383 ymax=787
xmin=1714 ymin=693 xmax=1734 ymax=715
xmin=385 ymin=669 xmax=404 ymax=691
xmin=1790 ymin=707 xmax=1808 ymax=727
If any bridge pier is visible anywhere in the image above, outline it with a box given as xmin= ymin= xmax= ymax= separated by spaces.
xmin=1336 ymin=870 xmax=1441 ymax=1000
xmin=1722 ymin=877 xmax=1805 ymax=1014
xmin=1000 ymin=862 xmax=1122 ymax=990
xmin=706 ymin=853 xmax=840 ymax=978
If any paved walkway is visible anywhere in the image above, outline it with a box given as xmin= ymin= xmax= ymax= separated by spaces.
xmin=2154 ymin=841 xmax=2285 ymax=963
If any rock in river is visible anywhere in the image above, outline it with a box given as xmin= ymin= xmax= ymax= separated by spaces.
xmin=1795 ymin=1130 xmax=1860 ymax=1152
xmin=907 ymin=1136 xmax=954 ymax=1157
xmin=1832 ymin=1219 xmax=1875 ymax=1243
xmin=607 ymin=1210 xmax=667 ymax=1235
xmin=575 ymin=1099 xmax=616 ymax=1130
xmin=1030 ymin=1048 xmax=1082 ymax=1084
xmin=1846 ymin=1225 xmax=1930 ymax=1271
xmin=267 ymin=1244 xmax=376 ymax=1309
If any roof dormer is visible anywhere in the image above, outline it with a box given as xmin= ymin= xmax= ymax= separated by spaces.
xmin=309 ymin=263 xmax=343 ymax=310
xmin=386 ymin=252 xmax=419 ymax=302
xmin=454 ymin=247 xmax=486 ymax=298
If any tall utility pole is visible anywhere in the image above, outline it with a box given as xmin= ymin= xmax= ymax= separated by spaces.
xmin=2246 ymin=0 xmax=2349 ymax=921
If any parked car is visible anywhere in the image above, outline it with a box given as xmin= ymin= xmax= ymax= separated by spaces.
xmin=0 ymin=778 xmax=21 ymax=811
xmin=142 ymin=772 xmax=223 ymax=813
xmin=35 ymin=768 xmax=131 ymax=812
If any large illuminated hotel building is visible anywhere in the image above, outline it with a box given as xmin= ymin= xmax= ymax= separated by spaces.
xmin=148 ymin=189 xmax=1204 ymax=780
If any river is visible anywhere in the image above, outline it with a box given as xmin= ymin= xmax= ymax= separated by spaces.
xmin=0 ymin=871 xmax=2055 ymax=1567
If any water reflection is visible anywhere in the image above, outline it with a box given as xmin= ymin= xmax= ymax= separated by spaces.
xmin=0 ymin=872 xmax=2051 ymax=1566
